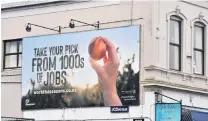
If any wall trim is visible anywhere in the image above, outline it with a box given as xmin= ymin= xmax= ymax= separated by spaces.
xmin=145 ymin=65 xmax=208 ymax=80
xmin=141 ymin=79 xmax=208 ymax=94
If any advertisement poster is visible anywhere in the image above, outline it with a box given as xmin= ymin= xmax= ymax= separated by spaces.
xmin=21 ymin=26 xmax=140 ymax=110
xmin=156 ymin=103 xmax=182 ymax=121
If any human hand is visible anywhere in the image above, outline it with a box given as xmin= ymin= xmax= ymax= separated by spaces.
xmin=89 ymin=36 xmax=122 ymax=106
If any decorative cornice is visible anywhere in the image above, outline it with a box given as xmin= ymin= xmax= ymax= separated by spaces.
xmin=141 ymin=79 xmax=208 ymax=94
xmin=199 ymin=12 xmax=204 ymax=21
xmin=145 ymin=65 xmax=208 ymax=80
xmin=175 ymin=5 xmax=181 ymax=16
xmin=166 ymin=5 xmax=187 ymax=21
xmin=191 ymin=12 xmax=208 ymax=27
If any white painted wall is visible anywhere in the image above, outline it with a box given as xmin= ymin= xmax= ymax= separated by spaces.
xmin=1 ymin=0 xmax=208 ymax=120
xmin=1 ymin=83 xmax=23 ymax=117
xmin=143 ymin=1 xmax=208 ymax=94
xmin=162 ymin=89 xmax=208 ymax=112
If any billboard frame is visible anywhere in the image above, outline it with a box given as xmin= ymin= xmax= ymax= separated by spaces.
xmin=21 ymin=25 xmax=142 ymax=110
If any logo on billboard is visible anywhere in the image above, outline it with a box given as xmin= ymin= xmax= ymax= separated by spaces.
xmin=25 ymin=99 xmax=35 ymax=106
xmin=110 ymin=106 xmax=129 ymax=113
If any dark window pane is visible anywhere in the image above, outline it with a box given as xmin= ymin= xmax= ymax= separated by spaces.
xmin=194 ymin=51 xmax=203 ymax=74
xmin=170 ymin=20 xmax=180 ymax=44
xmin=4 ymin=39 xmax=22 ymax=69
xmin=18 ymin=54 xmax=22 ymax=67
xmin=194 ymin=26 xmax=203 ymax=49
xmin=5 ymin=55 xmax=17 ymax=68
xmin=19 ymin=41 xmax=22 ymax=52
xmin=169 ymin=45 xmax=179 ymax=70
xmin=5 ymin=41 xmax=17 ymax=54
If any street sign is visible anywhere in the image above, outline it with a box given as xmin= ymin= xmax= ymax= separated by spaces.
xmin=155 ymin=103 xmax=182 ymax=121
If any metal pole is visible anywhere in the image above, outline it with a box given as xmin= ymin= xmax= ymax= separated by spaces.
xmin=154 ymin=92 xmax=181 ymax=103
xmin=71 ymin=19 xmax=99 ymax=28
xmin=180 ymin=100 xmax=182 ymax=121
xmin=29 ymin=23 xmax=60 ymax=32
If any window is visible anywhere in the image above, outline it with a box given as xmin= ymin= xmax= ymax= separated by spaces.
xmin=169 ymin=16 xmax=182 ymax=71
xmin=3 ymin=39 xmax=22 ymax=69
xmin=193 ymin=22 xmax=205 ymax=75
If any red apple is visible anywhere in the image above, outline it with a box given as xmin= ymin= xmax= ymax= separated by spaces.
xmin=88 ymin=37 xmax=107 ymax=60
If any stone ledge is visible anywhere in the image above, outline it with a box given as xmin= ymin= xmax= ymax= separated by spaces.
xmin=1 ymin=69 xmax=22 ymax=77
xmin=145 ymin=65 xmax=208 ymax=80
xmin=141 ymin=79 xmax=208 ymax=94
xmin=1 ymin=69 xmax=22 ymax=83
xmin=144 ymin=65 xmax=208 ymax=87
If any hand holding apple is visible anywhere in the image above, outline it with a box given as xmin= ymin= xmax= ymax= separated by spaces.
xmin=88 ymin=36 xmax=122 ymax=106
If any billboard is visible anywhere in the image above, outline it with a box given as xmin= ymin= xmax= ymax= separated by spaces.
xmin=21 ymin=26 xmax=140 ymax=110
xmin=155 ymin=103 xmax=182 ymax=121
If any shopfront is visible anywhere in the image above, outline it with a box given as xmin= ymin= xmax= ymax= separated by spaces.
xmin=182 ymin=109 xmax=208 ymax=121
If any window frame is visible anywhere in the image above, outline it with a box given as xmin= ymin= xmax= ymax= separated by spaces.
xmin=193 ymin=22 xmax=205 ymax=75
xmin=3 ymin=38 xmax=22 ymax=70
xmin=169 ymin=16 xmax=182 ymax=71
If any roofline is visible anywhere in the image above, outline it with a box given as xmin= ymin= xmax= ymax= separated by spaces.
xmin=1 ymin=0 xmax=90 ymax=11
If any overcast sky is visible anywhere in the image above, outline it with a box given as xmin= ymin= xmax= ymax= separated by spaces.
xmin=1 ymin=0 xmax=35 ymax=4
xmin=2 ymin=0 xmax=26 ymax=4
xmin=1 ymin=0 xmax=56 ymax=4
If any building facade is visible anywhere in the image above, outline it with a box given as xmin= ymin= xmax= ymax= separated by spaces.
xmin=1 ymin=0 xmax=208 ymax=120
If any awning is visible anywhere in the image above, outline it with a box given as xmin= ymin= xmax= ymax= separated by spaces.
xmin=191 ymin=110 xmax=208 ymax=121
xmin=182 ymin=108 xmax=208 ymax=121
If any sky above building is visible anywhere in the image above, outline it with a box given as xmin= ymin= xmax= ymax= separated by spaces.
xmin=1 ymin=0 xmax=34 ymax=4
xmin=1 ymin=0 xmax=63 ymax=4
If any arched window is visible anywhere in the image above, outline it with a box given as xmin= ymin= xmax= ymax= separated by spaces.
xmin=169 ymin=15 xmax=182 ymax=71
xmin=193 ymin=22 xmax=205 ymax=75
